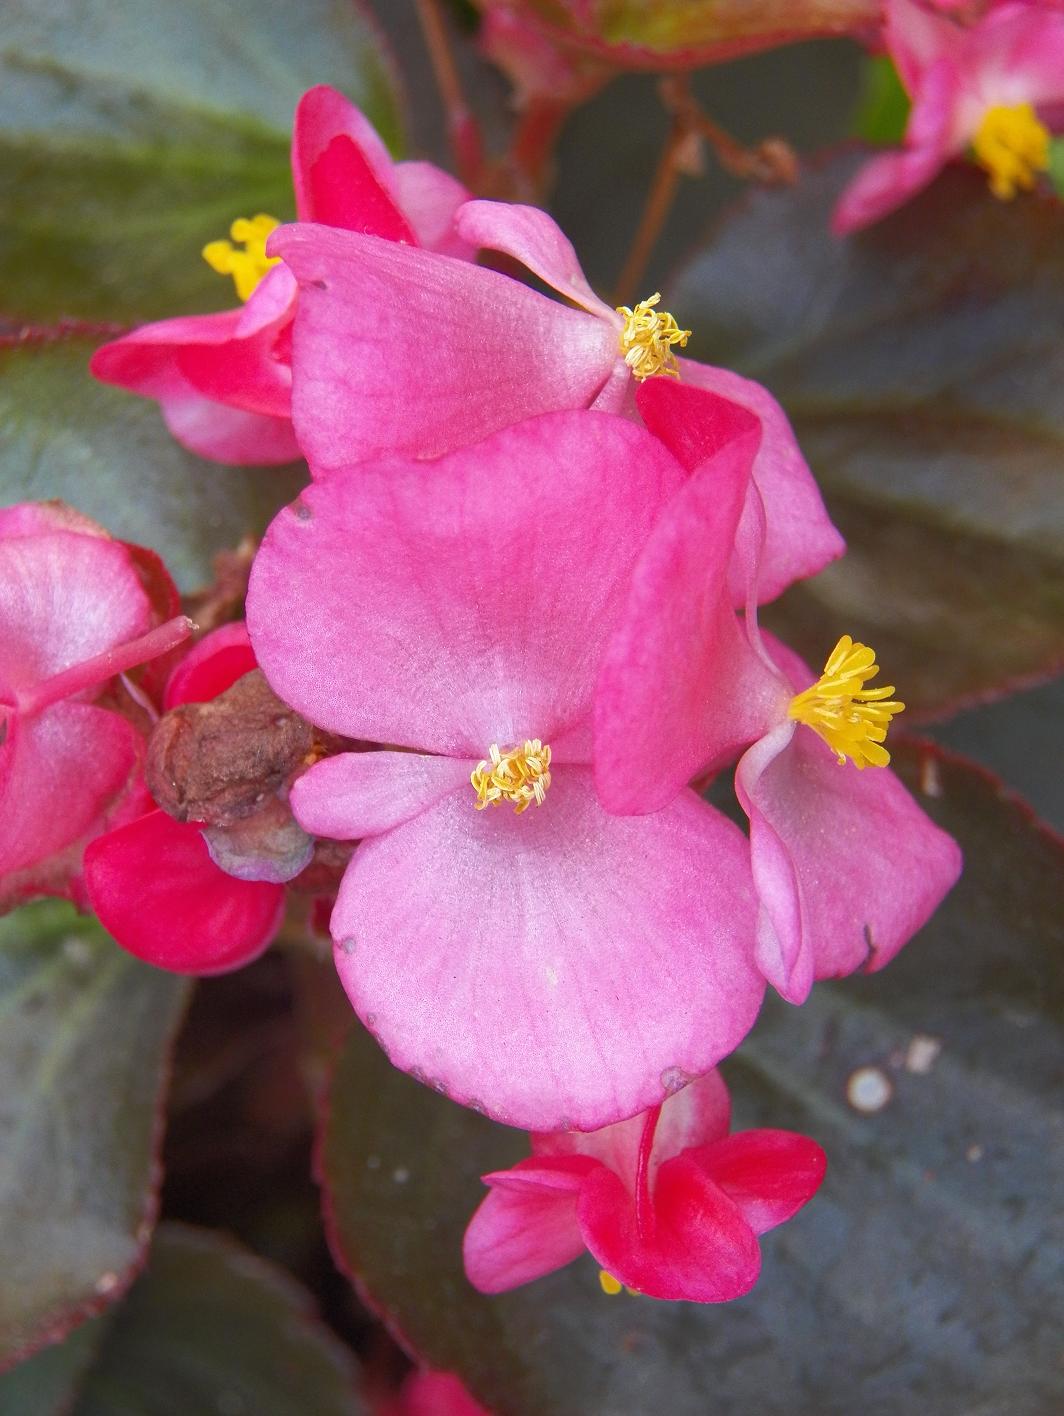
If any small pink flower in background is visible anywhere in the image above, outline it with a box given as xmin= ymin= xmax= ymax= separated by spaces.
xmin=379 ymin=1369 xmax=491 ymax=1416
xmin=0 ymin=502 xmax=191 ymax=909
xmin=463 ymin=1070 xmax=825 ymax=1302
xmin=90 ymin=87 xmax=472 ymax=465
xmin=268 ymin=197 xmax=842 ymax=602
xmin=834 ymin=0 xmax=1064 ymax=232
xmin=247 ymin=410 xmax=765 ymax=1131
xmin=594 ymin=380 xmax=963 ymax=1004
xmin=84 ymin=623 xmax=285 ymax=975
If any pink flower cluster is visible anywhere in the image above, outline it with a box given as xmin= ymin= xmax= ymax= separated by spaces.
xmin=7 ymin=85 xmax=965 ymax=1310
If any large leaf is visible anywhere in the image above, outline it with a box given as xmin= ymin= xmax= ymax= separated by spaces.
xmin=0 ymin=334 xmax=306 ymax=591
xmin=0 ymin=902 xmax=190 ymax=1369
xmin=318 ymin=741 xmax=1064 ymax=1415
xmin=0 ymin=0 xmax=400 ymax=322
xmin=668 ymin=153 xmax=1064 ymax=719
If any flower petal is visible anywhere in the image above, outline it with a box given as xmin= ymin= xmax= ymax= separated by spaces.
xmin=290 ymin=751 xmax=476 ymax=839
xmin=163 ymin=622 xmax=256 ymax=709
xmin=271 ymin=223 xmax=617 ymax=469
xmin=328 ymin=767 xmax=762 ymax=1130
xmin=690 ymin=1129 xmax=827 ymax=1236
xmin=463 ymin=1164 xmax=587 ymax=1294
xmin=248 ymin=411 xmax=684 ymax=755
xmin=84 ymin=809 xmax=283 ymax=974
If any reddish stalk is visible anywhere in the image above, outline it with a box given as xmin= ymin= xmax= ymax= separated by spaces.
xmin=635 ymin=1104 xmax=661 ymax=1240
xmin=20 ymin=615 xmax=194 ymax=718
xmin=414 ymin=0 xmax=483 ymax=188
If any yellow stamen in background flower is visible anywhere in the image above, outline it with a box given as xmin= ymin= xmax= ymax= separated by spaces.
xmin=599 ymin=1270 xmax=623 ymax=1296
xmin=470 ymin=740 xmax=552 ymax=814
xmin=788 ymin=635 xmax=904 ymax=770
xmin=202 ymin=214 xmax=281 ymax=301
xmin=615 ymin=293 xmax=691 ymax=381
xmin=972 ymin=103 xmax=1050 ymax=200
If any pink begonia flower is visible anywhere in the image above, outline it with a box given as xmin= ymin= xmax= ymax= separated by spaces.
xmin=594 ymin=380 xmax=963 ymax=1005
xmin=268 ymin=197 xmax=842 ymax=603
xmin=247 ymin=410 xmax=765 ymax=1130
xmin=379 ymin=1370 xmax=491 ymax=1416
xmin=84 ymin=623 xmax=285 ymax=975
xmin=90 ymin=86 xmax=472 ymax=465
xmin=0 ymin=502 xmax=192 ymax=909
xmin=464 ymin=1070 xmax=825 ymax=1303
xmin=834 ymin=0 xmax=1064 ymax=232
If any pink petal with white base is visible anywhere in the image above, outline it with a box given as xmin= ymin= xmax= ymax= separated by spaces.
xmin=691 ymin=1129 xmax=827 ymax=1236
xmin=291 ymin=751 xmax=475 ymax=840
xmin=736 ymin=720 xmax=963 ymax=1002
xmin=272 ymin=224 xmax=617 ymax=468
xmin=329 ymin=768 xmax=762 ymax=1130
xmin=161 ymin=393 xmax=301 ymax=465
xmin=248 ymin=411 xmax=684 ymax=754
xmin=463 ymin=1158 xmax=589 ymax=1293
xmin=392 ymin=163 xmax=475 ymax=259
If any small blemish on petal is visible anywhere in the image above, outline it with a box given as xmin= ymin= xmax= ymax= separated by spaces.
xmin=339 ymin=936 xmax=356 ymax=954
xmin=660 ymin=1066 xmax=692 ymax=1094
xmin=294 ymin=502 xmax=312 ymax=523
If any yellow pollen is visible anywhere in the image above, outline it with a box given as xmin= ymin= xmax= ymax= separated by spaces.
xmin=598 ymin=1269 xmax=639 ymax=1296
xmin=615 ymin=292 xmax=691 ymax=381
xmin=787 ymin=635 xmax=904 ymax=770
xmin=202 ymin=213 xmax=281 ymax=301
xmin=470 ymin=739 xmax=552 ymax=814
xmin=972 ymin=103 xmax=1050 ymax=201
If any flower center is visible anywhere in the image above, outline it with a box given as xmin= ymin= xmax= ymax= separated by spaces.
xmin=615 ymin=293 xmax=691 ymax=381
xmin=470 ymin=740 xmax=552 ymax=814
xmin=787 ymin=635 xmax=904 ymax=770
xmin=202 ymin=214 xmax=282 ymax=301
xmin=972 ymin=103 xmax=1050 ymax=201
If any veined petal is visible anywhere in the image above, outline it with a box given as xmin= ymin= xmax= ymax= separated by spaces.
xmin=463 ymin=1164 xmax=588 ymax=1293
xmin=291 ymin=751 xmax=475 ymax=840
xmin=328 ymin=768 xmax=762 ymax=1131
xmin=248 ymin=411 xmax=684 ymax=755
xmin=689 ymin=1129 xmax=827 ymax=1236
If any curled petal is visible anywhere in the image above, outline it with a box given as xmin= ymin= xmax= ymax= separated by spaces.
xmin=690 ymin=1129 xmax=827 ymax=1236
xmin=463 ymin=1161 xmax=588 ymax=1293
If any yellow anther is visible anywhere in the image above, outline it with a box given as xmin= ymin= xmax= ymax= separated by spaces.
xmin=202 ymin=213 xmax=281 ymax=301
xmin=972 ymin=103 xmax=1050 ymax=201
xmin=599 ymin=1269 xmax=623 ymax=1296
xmin=615 ymin=292 xmax=691 ymax=381
xmin=788 ymin=635 xmax=904 ymax=770
xmin=470 ymin=740 xmax=552 ymax=814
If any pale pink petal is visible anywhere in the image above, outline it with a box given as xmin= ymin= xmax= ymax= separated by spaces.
xmin=455 ymin=199 xmax=615 ymax=317
xmin=463 ymin=1165 xmax=587 ymax=1293
xmin=248 ymin=411 xmax=684 ymax=755
xmin=290 ymin=751 xmax=475 ymax=839
xmin=886 ymin=0 xmax=963 ymax=92
xmin=0 ymin=703 xmax=141 ymax=876
xmin=480 ymin=1154 xmax=597 ymax=1196
xmin=736 ymin=721 xmax=963 ymax=1002
xmin=691 ymin=1129 xmax=827 ymax=1236
xmin=392 ymin=162 xmax=474 ymax=258
xmin=271 ymin=224 xmax=617 ymax=469
xmin=0 ymin=503 xmax=108 ymax=539
xmin=965 ymin=2 xmax=1064 ymax=109
xmin=329 ymin=768 xmax=762 ymax=1130
xmin=667 ymin=362 xmax=845 ymax=603
xmin=160 ymin=393 xmax=302 ymax=466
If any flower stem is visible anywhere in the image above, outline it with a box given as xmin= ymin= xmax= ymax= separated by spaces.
xmin=415 ymin=0 xmax=483 ymax=189
xmin=20 ymin=615 xmax=195 ymax=718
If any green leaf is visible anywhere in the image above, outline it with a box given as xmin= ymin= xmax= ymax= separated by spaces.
xmin=1049 ymin=137 xmax=1064 ymax=200
xmin=669 ymin=152 xmax=1064 ymax=719
xmin=0 ymin=0 xmax=400 ymax=322
xmin=318 ymin=742 xmax=1064 ymax=1414
xmin=0 ymin=335 xmax=306 ymax=591
xmin=0 ymin=1321 xmax=107 ymax=1416
xmin=0 ymin=903 xmax=190 ymax=1369
xmin=852 ymin=55 xmax=909 ymax=145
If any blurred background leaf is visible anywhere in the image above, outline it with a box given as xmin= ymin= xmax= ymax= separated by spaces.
xmin=852 ymin=54 xmax=908 ymax=144
xmin=0 ymin=0 xmax=400 ymax=322
xmin=0 ymin=903 xmax=190 ymax=1369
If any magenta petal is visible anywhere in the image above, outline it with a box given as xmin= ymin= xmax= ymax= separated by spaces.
xmin=737 ymin=723 xmax=963 ymax=1001
xmin=290 ymin=752 xmax=475 ymax=839
xmin=248 ymin=411 xmax=684 ymax=754
xmin=272 ymin=223 xmax=617 ymax=468
xmin=481 ymin=1154 xmax=598 ymax=1196
xmin=691 ymin=1129 xmax=827 ymax=1236
xmin=329 ymin=768 xmax=762 ymax=1130
xmin=578 ymin=1155 xmax=761 ymax=1302
xmin=83 ymin=809 xmax=283 ymax=975
xmin=463 ymin=1170 xmax=587 ymax=1294
xmin=163 ymin=622 xmax=256 ymax=709
xmin=0 ymin=703 xmax=141 ymax=877
xmin=291 ymin=84 xmax=395 ymax=217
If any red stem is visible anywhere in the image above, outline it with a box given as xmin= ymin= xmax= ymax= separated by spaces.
xmin=19 ymin=615 xmax=194 ymax=718
xmin=634 ymin=1104 xmax=661 ymax=1241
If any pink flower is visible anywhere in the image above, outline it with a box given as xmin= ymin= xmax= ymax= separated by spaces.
xmin=0 ymin=501 xmax=191 ymax=909
xmin=90 ymin=87 xmax=472 ymax=465
xmin=594 ymin=380 xmax=963 ymax=1004
xmin=381 ymin=1370 xmax=491 ymax=1416
xmin=247 ymin=410 xmax=765 ymax=1130
xmin=463 ymin=1070 xmax=826 ymax=1303
xmin=834 ymin=0 xmax=1064 ymax=232
xmin=269 ymin=197 xmax=842 ymax=603
xmin=84 ymin=623 xmax=285 ymax=974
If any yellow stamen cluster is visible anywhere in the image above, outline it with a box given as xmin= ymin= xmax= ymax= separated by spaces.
xmin=470 ymin=740 xmax=552 ymax=814
xmin=972 ymin=103 xmax=1050 ymax=201
xmin=615 ymin=293 xmax=691 ymax=381
xmin=202 ymin=214 xmax=281 ymax=301
xmin=598 ymin=1269 xmax=639 ymax=1297
xmin=788 ymin=636 xmax=904 ymax=770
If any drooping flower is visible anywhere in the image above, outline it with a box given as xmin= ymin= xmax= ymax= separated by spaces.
xmin=247 ymin=410 xmax=765 ymax=1130
xmin=0 ymin=501 xmax=192 ymax=909
xmin=84 ymin=623 xmax=285 ymax=974
xmin=90 ymin=86 xmax=472 ymax=465
xmin=463 ymin=1069 xmax=826 ymax=1302
xmin=594 ymin=379 xmax=963 ymax=1005
xmin=268 ymin=196 xmax=843 ymax=603
xmin=834 ymin=0 xmax=1064 ymax=232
